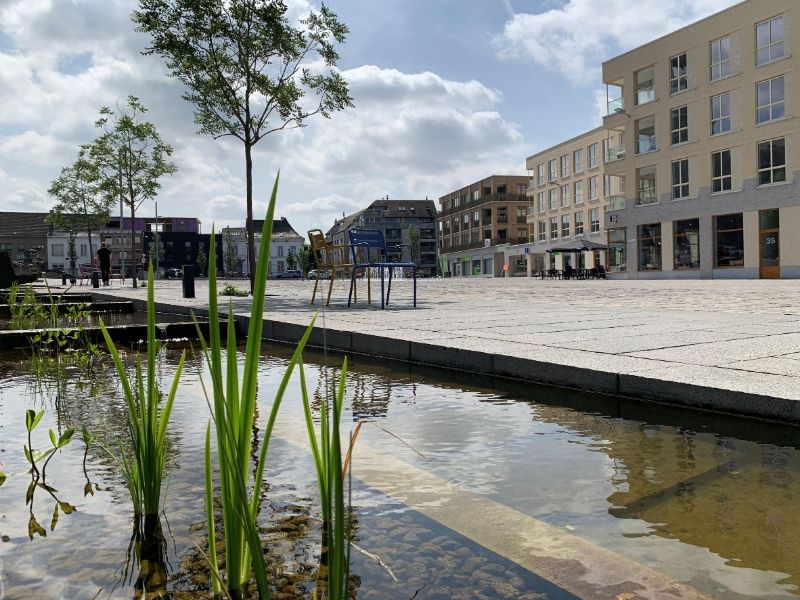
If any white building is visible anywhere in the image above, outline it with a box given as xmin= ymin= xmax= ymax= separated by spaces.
xmin=46 ymin=231 xmax=102 ymax=273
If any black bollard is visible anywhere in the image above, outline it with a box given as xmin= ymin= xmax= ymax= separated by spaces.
xmin=91 ymin=270 xmax=100 ymax=289
xmin=62 ymin=272 xmax=67 ymax=285
xmin=182 ymin=264 xmax=195 ymax=299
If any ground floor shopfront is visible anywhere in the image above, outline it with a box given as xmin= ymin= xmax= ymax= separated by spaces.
xmin=440 ymin=242 xmax=606 ymax=277
xmin=605 ymin=205 xmax=800 ymax=279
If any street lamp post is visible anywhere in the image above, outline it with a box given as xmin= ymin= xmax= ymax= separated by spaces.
xmin=154 ymin=200 xmax=159 ymax=279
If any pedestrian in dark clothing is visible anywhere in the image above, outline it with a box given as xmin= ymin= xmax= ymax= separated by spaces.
xmin=563 ymin=263 xmax=574 ymax=280
xmin=97 ymin=243 xmax=111 ymax=286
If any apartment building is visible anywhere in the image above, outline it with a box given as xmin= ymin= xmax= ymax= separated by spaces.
xmin=437 ymin=175 xmax=529 ymax=276
xmin=525 ymin=127 xmax=623 ymax=271
xmin=602 ymin=0 xmax=800 ymax=279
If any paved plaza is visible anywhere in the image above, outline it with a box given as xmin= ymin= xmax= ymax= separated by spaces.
xmin=89 ymin=276 xmax=800 ymax=422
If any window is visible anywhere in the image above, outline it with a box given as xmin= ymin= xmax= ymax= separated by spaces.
xmin=670 ymin=53 xmax=688 ymax=94
xmin=589 ymin=176 xmax=599 ymax=201
xmin=560 ymin=154 xmax=569 ymax=178
xmin=603 ymin=174 xmax=612 ymax=197
xmin=549 ymin=188 xmax=558 ymax=210
xmin=638 ymin=224 xmax=662 ymax=270
xmin=670 ymin=106 xmax=688 ymax=145
xmin=473 ymin=210 xmax=480 ymax=227
xmin=757 ymin=138 xmax=786 ymax=185
xmin=550 ymin=217 xmax=558 ymax=240
xmin=674 ymin=219 xmax=700 ymax=269
xmin=638 ymin=167 xmax=657 ymax=205
xmin=538 ymin=221 xmax=546 ymax=241
xmin=79 ymin=244 xmax=88 ymax=256
xmin=278 ymin=246 xmax=284 ymax=257
xmin=574 ymin=180 xmax=584 ymax=204
xmin=671 ymin=159 xmax=689 ymax=199
xmin=549 ymin=159 xmax=558 ymax=181
xmin=516 ymin=207 xmax=527 ymax=224
xmin=574 ymin=148 xmax=584 ymax=173
xmin=574 ymin=211 xmax=584 ymax=235
xmin=453 ymin=196 xmax=460 ymax=208
xmin=607 ymin=229 xmax=627 ymax=272
xmin=710 ymin=36 xmax=731 ymax=80
xmin=0 ymin=243 xmax=11 ymax=251
xmin=537 ymin=164 xmax=545 ymax=185
xmin=561 ymin=214 xmax=570 ymax=238
xmin=561 ymin=184 xmax=570 ymax=208
xmin=756 ymin=76 xmax=784 ymax=123
xmin=756 ymin=15 xmax=784 ymax=66
xmin=472 ymin=189 xmax=480 ymax=201
xmin=537 ymin=191 xmax=546 ymax=213
xmin=712 ymin=149 xmax=732 ymax=192
xmin=711 ymin=93 xmax=731 ymax=135
xmin=51 ymin=244 xmax=64 ymax=256
xmin=588 ymin=143 xmax=598 ymax=168
xmin=590 ymin=208 xmax=600 ymax=233
xmin=715 ymin=213 xmax=744 ymax=267
xmin=635 ymin=66 xmax=656 ymax=105
xmin=636 ymin=115 xmax=656 ymax=154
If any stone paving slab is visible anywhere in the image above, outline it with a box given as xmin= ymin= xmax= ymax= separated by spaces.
xmin=83 ymin=276 xmax=800 ymax=423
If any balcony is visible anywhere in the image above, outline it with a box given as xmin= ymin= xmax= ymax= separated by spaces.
xmin=606 ymin=144 xmax=626 ymax=162
xmin=607 ymin=97 xmax=624 ymax=116
xmin=637 ymin=187 xmax=657 ymax=205
xmin=606 ymin=195 xmax=627 ymax=211
xmin=636 ymin=86 xmax=655 ymax=105
xmin=636 ymin=136 xmax=657 ymax=155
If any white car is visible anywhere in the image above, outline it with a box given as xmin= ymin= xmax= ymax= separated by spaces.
xmin=307 ymin=269 xmax=330 ymax=280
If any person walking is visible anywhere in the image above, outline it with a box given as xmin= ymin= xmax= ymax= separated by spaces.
xmin=97 ymin=242 xmax=111 ymax=286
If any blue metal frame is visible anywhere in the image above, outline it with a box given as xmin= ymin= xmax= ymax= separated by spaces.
xmin=347 ymin=228 xmax=417 ymax=308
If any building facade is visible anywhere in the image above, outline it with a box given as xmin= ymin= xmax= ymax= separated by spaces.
xmin=437 ymin=176 xmax=529 ymax=277
xmin=0 ymin=212 xmax=49 ymax=273
xmin=602 ymin=0 xmax=800 ymax=279
xmin=525 ymin=127 xmax=622 ymax=271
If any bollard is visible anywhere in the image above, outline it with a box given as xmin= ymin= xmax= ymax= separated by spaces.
xmin=182 ymin=264 xmax=195 ymax=298
xmin=91 ymin=270 xmax=100 ymax=289
xmin=62 ymin=272 xmax=67 ymax=285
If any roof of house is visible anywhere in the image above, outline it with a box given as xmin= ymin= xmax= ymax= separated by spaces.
xmin=327 ymin=199 xmax=437 ymax=237
xmin=249 ymin=217 xmax=303 ymax=240
xmin=0 ymin=212 xmax=50 ymax=239
xmin=326 ymin=210 xmax=363 ymax=238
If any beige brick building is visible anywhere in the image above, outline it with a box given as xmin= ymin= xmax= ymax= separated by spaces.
xmin=602 ymin=0 xmax=800 ymax=279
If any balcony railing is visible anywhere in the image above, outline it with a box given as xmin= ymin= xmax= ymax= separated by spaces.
xmin=637 ymin=187 xmax=657 ymax=205
xmin=636 ymin=86 xmax=655 ymax=105
xmin=636 ymin=136 xmax=657 ymax=154
xmin=607 ymin=97 xmax=624 ymax=115
xmin=606 ymin=144 xmax=626 ymax=162
xmin=606 ymin=195 xmax=627 ymax=211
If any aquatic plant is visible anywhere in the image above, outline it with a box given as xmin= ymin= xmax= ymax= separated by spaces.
xmin=219 ymin=283 xmax=249 ymax=297
xmin=197 ymin=174 xmax=316 ymax=599
xmin=100 ymin=263 xmax=186 ymax=516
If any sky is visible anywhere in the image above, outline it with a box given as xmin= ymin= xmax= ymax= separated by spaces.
xmin=0 ymin=0 xmax=741 ymax=237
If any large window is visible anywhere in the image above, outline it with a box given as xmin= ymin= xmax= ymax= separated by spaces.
xmin=574 ymin=180 xmax=584 ymax=204
xmin=710 ymin=36 xmax=731 ymax=81
xmin=574 ymin=148 xmax=584 ymax=173
xmin=712 ymin=149 xmax=732 ymax=192
xmin=603 ymin=174 xmax=612 ymax=197
xmin=537 ymin=163 xmax=545 ymax=185
xmin=549 ymin=188 xmax=558 ymax=210
xmin=756 ymin=15 xmax=785 ymax=66
xmin=670 ymin=53 xmax=688 ymax=94
xmin=757 ymin=137 xmax=786 ymax=185
xmin=51 ymin=244 xmax=64 ymax=256
xmin=756 ymin=76 xmax=785 ymax=124
xmin=672 ymin=159 xmax=689 ymax=199
xmin=538 ymin=220 xmax=546 ymax=241
xmin=561 ymin=184 xmax=570 ymax=208
xmin=550 ymin=217 xmax=558 ymax=240
xmin=638 ymin=224 xmax=662 ymax=270
xmin=589 ymin=176 xmax=599 ymax=201
xmin=674 ymin=219 xmax=700 ymax=269
xmin=588 ymin=143 xmax=598 ymax=168
xmin=537 ymin=192 xmax=546 ymax=213
xmin=549 ymin=159 xmax=558 ymax=182
xmin=607 ymin=229 xmax=626 ymax=272
xmin=590 ymin=208 xmax=600 ymax=233
xmin=560 ymin=154 xmax=569 ymax=178
xmin=635 ymin=66 xmax=656 ymax=105
xmin=670 ymin=106 xmax=688 ymax=145
xmin=574 ymin=211 xmax=584 ymax=235
xmin=715 ymin=213 xmax=744 ymax=267
xmin=561 ymin=214 xmax=570 ymax=238
xmin=711 ymin=92 xmax=731 ymax=135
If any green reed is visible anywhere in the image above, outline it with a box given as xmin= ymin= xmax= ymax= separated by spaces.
xmin=299 ymin=359 xmax=351 ymax=600
xmin=197 ymin=174 xmax=316 ymax=599
xmin=100 ymin=263 xmax=185 ymax=515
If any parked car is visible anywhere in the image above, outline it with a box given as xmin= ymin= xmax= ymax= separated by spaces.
xmin=164 ymin=267 xmax=183 ymax=278
xmin=307 ymin=269 xmax=330 ymax=280
xmin=275 ymin=269 xmax=302 ymax=279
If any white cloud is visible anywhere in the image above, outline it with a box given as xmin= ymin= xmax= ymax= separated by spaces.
xmin=495 ymin=0 xmax=740 ymax=84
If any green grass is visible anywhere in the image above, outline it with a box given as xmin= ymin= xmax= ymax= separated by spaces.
xmin=100 ymin=263 xmax=185 ymax=516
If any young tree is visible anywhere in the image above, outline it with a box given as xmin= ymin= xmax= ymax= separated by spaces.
xmin=285 ymin=247 xmax=297 ymax=272
xmin=92 ymin=96 xmax=177 ymax=288
xmin=196 ymin=245 xmax=208 ymax=277
xmin=404 ymin=225 xmax=421 ymax=266
xmin=148 ymin=231 xmax=165 ymax=267
xmin=222 ymin=227 xmax=238 ymax=276
xmin=297 ymin=242 xmax=313 ymax=274
xmin=47 ymin=145 xmax=115 ymax=265
xmin=134 ymin=0 xmax=353 ymax=290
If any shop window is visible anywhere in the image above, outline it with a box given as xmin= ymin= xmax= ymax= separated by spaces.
xmin=715 ymin=213 xmax=744 ymax=267
xmin=674 ymin=219 xmax=700 ymax=269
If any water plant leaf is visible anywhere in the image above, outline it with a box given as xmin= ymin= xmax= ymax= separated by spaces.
xmin=28 ymin=514 xmax=47 ymax=539
xmin=26 ymin=409 xmax=44 ymax=433
xmin=58 ymin=428 xmax=75 ymax=448
xmin=50 ymin=503 xmax=59 ymax=530
xmin=59 ymin=502 xmax=76 ymax=514
xmin=82 ymin=426 xmax=93 ymax=446
xmin=25 ymin=481 xmax=34 ymax=505
xmin=49 ymin=429 xmax=57 ymax=448
xmin=23 ymin=445 xmax=33 ymax=465
xmin=0 ymin=472 xmax=6 ymax=487
xmin=38 ymin=482 xmax=58 ymax=494
xmin=84 ymin=482 xmax=95 ymax=497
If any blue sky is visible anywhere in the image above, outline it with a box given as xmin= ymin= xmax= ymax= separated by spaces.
xmin=0 ymin=0 xmax=739 ymax=237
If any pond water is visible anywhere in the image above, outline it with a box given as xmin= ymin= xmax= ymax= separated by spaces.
xmin=0 ymin=312 xmax=198 ymax=330
xmin=0 ymin=341 xmax=799 ymax=599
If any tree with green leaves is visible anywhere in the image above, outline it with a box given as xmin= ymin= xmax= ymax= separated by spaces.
xmin=148 ymin=231 xmax=165 ymax=267
xmin=47 ymin=145 xmax=115 ymax=266
xmin=285 ymin=247 xmax=297 ymax=272
xmin=404 ymin=225 xmax=420 ymax=266
xmin=222 ymin=227 xmax=238 ymax=276
xmin=92 ymin=96 xmax=177 ymax=288
xmin=196 ymin=245 xmax=207 ymax=276
xmin=134 ymin=0 xmax=353 ymax=290
xmin=297 ymin=242 xmax=313 ymax=274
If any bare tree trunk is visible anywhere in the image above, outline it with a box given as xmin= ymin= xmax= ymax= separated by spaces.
xmin=245 ymin=139 xmax=256 ymax=293
xmin=131 ymin=202 xmax=137 ymax=288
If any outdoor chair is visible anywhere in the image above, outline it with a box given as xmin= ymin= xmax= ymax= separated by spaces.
xmin=77 ymin=263 xmax=95 ymax=286
xmin=347 ymin=228 xmax=416 ymax=309
xmin=307 ymin=229 xmax=353 ymax=306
